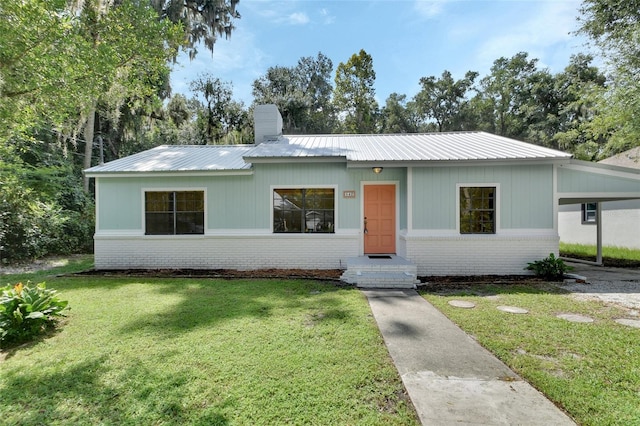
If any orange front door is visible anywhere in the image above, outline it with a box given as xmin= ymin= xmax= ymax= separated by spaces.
xmin=364 ymin=184 xmax=396 ymax=254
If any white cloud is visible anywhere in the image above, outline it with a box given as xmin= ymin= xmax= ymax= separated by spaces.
xmin=245 ymin=1 xmax=309 ymax=26
xmin=320 ymin=8 xmax=335 ymax=25
xmin=413 ymin=0 xmax=451 ymax=18
xmin=473 ymin=1 xmax=582 ymax=72
xmin=288 ymin=12 xmax=310 ymax=25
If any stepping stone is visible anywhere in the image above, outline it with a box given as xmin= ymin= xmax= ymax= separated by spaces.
xmin=615 ymin=319 xmax=640 ymax=329
xmin=497 ymin=305 xmax=528 ymax=314
xmin=557 ymin=313 xmax=594 ymax=323
xmin=448 ymin=300 xmax=476 ymax=309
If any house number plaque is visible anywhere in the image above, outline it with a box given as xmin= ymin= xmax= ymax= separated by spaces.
xmin=343 ymin=190 xmax=356 ymax=198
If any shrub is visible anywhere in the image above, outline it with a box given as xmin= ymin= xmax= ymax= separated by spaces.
xmin=525 ymin=253 xmax=573 ymax=281
xmin=0 ymin=174 xmax=94 ymax=263
xmin=0 ymin=281 xmax=69 ymax=347
xmin=0 ymin=180 xmax=44 ymax=262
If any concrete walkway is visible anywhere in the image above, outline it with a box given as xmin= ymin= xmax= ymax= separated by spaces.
xmin=363 ymin=289 xmax=575 ymax=425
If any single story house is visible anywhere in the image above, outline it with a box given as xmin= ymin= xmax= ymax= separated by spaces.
xmin=85 ymin=105 xmax=640 ymax=286
xmin=559 ymin=147 xmax=640 ymax=252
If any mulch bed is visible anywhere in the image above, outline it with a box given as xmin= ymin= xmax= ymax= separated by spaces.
xmin=74 ymin=268 xmax=558 ymax=291
xmin=74 ymin=268 xmax=346 ymax=282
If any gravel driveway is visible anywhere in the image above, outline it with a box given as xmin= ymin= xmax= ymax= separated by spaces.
xmin=561 ymin=262 xmax=640 ymax=312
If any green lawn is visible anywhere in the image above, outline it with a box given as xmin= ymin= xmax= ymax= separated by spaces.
xmin=422 ymin=284 xmax=640 ymax=426
xmin=560 ymin=242 xmax=640 ymax=267
xmin=1 ymin=258 xmax=418 ymax=425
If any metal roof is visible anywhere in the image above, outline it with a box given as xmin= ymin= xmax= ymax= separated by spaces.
xmin=245 ymin=132 xmax=572 ymax=163
xmin=85 ymin=132 xmax=573 ymax=175
xmin=84 ymin=145 xmax=253 ymax=175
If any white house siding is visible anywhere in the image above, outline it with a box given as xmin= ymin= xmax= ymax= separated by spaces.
xmin=94 ymin=232 xmax=360 ymax=270
xmin=558 ymin=201 xmax=640 ymax=249
xmin=402 ymin=232 xmax=558 ymax=276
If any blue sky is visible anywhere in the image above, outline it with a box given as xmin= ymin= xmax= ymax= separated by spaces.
xmin=170 ymin=0 xmax=591 ymax=106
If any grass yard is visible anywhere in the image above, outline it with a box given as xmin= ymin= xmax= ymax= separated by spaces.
xmin=560 ymin=242 xmax=640 ymax=267
xmin=422 ymin=284 xmax=640 ymax=426
xmin=0 ymin=258 xmax=418 ymax=425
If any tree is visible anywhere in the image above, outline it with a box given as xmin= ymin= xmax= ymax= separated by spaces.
xmin=379 ymin=94 xmax=418 ymax=133
xmin=551 ymin=54 xmax=607 ymax=158
xmin=578 ymin=0 xmax=640 ymax=48
xmin=190 ymin=75 xmax=248 ymax=144
xmin=252 ymin=66 xmax=307 ymax=132
xmin=577 ymin=0 xmax=640 ymax=155
xmin=0 ymin=0 xmax=242 ymax=262
xmin=136 ymin=96 xmax=202 ymax=148
xmin=472 ymin=52 xmax=539 ymax=139
xmin=167 ymin=94 xmax=191 ymax=128
xmin=65 ymin=0 xmax=185 ymax=189
xmin=153 ymin=0 xmax=240 ymax=59
xmin=0 ymin=0 xmax=100 ymax=140
xmin=190 ymin=75 xmax=232 ymax=144
xmin=71 ymin=0 xmax=240 ymax=190
xmin=333 ymin=49 xmax=379 ymax=134
xmin=252 ymin=52 xmax=335 ymax=133
xmin=518 ymin=68 xmax=558 ymax=147
xmin=413 ymin=70 xmax=478 ymax=132
xmin=295 ymin=52 xmax=336 ymax=133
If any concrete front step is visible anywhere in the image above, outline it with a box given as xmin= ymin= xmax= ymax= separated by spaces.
xmin=340 ymin=256 xmax=419 ymax=289
xmin=354 ymin=271 xmax=419 ymax=288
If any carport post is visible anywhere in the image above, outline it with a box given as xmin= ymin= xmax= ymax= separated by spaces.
xmin=596 ymin=202 xmax=603 ymax=265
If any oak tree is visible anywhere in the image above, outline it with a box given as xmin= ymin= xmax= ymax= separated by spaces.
xmin=333 ymin=50 xmax=379 ymax=134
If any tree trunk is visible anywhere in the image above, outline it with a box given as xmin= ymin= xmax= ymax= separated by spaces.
xmin=83 ymin=104 xmax=96 ymax=192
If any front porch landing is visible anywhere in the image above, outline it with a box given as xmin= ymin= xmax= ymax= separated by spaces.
xmin=340 ymin=255 xmax=420 ymax=289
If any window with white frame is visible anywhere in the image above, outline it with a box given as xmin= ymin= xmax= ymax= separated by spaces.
xmin=273 ymin=188 xmax=335 ymax=233
xmin=581 ymin=202 xmax=597 ymax=224
xmin=145 ymin=191 xmax=204 ymax=235
xmin=459 ymin=186 xmax=496 ymax=234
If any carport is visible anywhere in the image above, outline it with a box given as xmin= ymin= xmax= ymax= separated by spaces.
xmin=556 ymin=159 xmax=640 ymax=264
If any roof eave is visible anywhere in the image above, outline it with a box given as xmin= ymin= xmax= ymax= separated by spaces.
xmin=346 ymin=157 xmax=572 ymax=168
xmin=84 ymin=169 xmax=254 ymax=178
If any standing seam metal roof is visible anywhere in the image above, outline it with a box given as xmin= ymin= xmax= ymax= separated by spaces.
xmin=84 ymin=132 xmax=572 ymax=174
xmin=84 ymin=144 xmax=253 ymax=173
xmin=245 ymin=132 xmax=572 ymax=162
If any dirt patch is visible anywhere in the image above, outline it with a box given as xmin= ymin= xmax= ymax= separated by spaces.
xmin=417 ymin=275 xmax=566 ymax=295
xmin=0 ymin=255 xmax=87 ymax=275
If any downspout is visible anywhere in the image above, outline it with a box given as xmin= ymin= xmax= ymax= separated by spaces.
xmin=596 ymin=202 xmax=603 ymax=265
xmin=407 ymin=167 xmax=413 ymax=233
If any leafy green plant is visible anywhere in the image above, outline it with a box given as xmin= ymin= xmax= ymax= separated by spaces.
xmin=525 ymin=253 xmax=572 ymax=281
xmin=0 ymin=281 xmax=69 ymax=347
